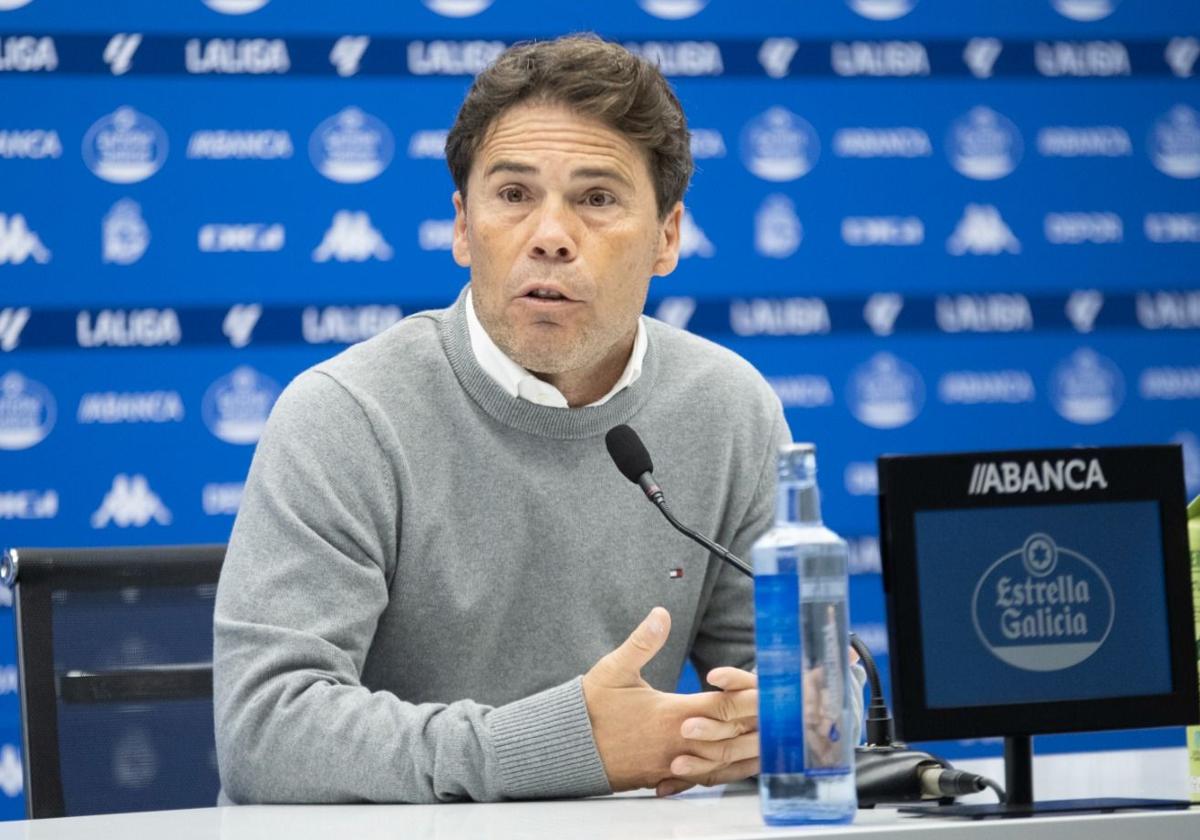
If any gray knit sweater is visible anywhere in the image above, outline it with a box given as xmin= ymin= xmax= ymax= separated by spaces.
xmin=214 ymin=289 xmax=847 ymax=804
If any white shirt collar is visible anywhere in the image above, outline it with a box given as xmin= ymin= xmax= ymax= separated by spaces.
xmin=465 ymin=289 xmax=647 ymax=409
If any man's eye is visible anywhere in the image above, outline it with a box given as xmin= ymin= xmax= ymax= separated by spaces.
xmin=500 ymin=187 xmax=526 ymax=203
xmin=584 ymin=192 xmax=615 ymax=208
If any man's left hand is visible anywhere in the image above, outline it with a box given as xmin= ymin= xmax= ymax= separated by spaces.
xmin=656 ymin=667 xmax=759 ymax=797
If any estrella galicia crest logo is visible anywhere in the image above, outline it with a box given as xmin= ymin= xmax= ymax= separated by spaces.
xmin=1050 ymin=348 xmax=1124 ymax=425
xmin=1149 ymin=105 xmax=1200 ymax=179
xmin=847 ymin=352 xmax=924 ymax=429
xmin=1050 ymin=0 xmax=1120 ymax=22
xmin=740 ymin=107 xmax=819 ymax=182
xmin=421 ymin=0 xmax=494 ymax=17
xmin=83 ymin=107 xmax=168 ymax=184
xmin=310 ymin=107 xmax=394 ymax=184
xmin=102 ymin=199 xmax=149 ymax=265
xmin=846 ymin=0 xmax=917 ymax=20
xmin=972 ymin=533 xmax=1114 ymax=672
xmin=948 ymin=106 xmax=1023 ymax=180
xmin=0 ymin=371 xmax=55 ymax=450
xmin=637 ymin=0 xmax=709 ymax=19
xmin=202 ymin=366 xmax=280 ymax=445
xmin=202 ymin=0 xmax=270 ymax=13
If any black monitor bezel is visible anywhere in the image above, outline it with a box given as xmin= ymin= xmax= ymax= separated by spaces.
xmin=877 ymin=444 xmax=1198 ymax=743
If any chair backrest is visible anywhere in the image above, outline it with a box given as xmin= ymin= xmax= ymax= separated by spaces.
xmin=1 ymin=545 xmax=225 ymax=819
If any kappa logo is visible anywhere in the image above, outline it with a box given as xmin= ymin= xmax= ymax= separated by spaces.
xmin=964 ymin=38 xmax=1002 ymax=79
xmin=679 ymin=210 xmax=715 ymax=258
xmin=102 ymin=199 xmax=150 ymax=265
xmin=91 ymin=474 xmax=171 ymax=528
xmin=637 ymin=0 xmax=709 ymax=19
xmin=863 ymin=293 xmax=904 ymax=336
xmin=740 ymin=107 xmax=820 ymax=182
xmin=330 ymin=36 xmax=370 ymax=77
xmin=967 ymin=459 xmax=1107 ymax=496
xmin=0 ymin=213 xmax=50 ymax=264
xmin=759 ymin=38 xmax=799 ymax=79
xmin=1050 ymin=0 xmax=1119 ymax=22
xmin=104 ymin=33 xmax=141 ymax=75
xmin=1050 ymin=348 xmax=1124 ymax=425
xmin=0 ymin=308 xmax=31 ymax=351
xmin=947 ymin=204 xmax=1020 ymax=256
xmin=313 ymin=211 xmax=393 ymax=263
xmin=846 ymin=0 xmax=917 ymax=20
xmin=1150 ymin=105 xmax=1200 ymax=179
xmin=1065 ymin=290 xmax=1104 ymax=333
xmin=1166 ymin=37 xmax=1199 ymax=79
xmin=202 ymin=0 xmax=270 ymax=13
xmin=421 ymin=0 xmax=494 ymax=16
xmin=654 ymin=297 xmax=697 ymax=331
xmin=223 ymin=304 xmax=262 ymax=348
xmin=0 ymin=745 xmax=20 ymax=798
xmin=203 ymin=366 xmax=280 ymax=444
xmin=754 ymin=195 xmax=802 ymax=259
xmin=948 ymin=106 xmax=1023 ymax=180
xmin=0 ymin=370 xmax=54 ymax=449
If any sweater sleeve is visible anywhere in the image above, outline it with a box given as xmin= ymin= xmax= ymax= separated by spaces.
xmin=686 ymin=402 xmax=867 ymax=746
xmin=213 ymin=371 xmax=611 ymax=803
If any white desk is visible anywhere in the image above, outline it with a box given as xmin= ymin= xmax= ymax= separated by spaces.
xmin=0 ymin=789 xmax=1195 ymax=840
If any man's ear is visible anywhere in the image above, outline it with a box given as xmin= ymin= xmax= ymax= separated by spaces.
xmin=451 ymin=191 xmax=471 ymax=268
xmin=651 ymin=201 xmax=683 ymax=277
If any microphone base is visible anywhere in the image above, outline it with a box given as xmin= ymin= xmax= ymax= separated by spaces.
xmin=854 ymin=745 xmax=944 ymax=808
xmin=899 ymin=797 xmax=1192 ymax=820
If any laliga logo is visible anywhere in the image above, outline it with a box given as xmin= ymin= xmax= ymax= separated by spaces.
xmin=310 ymin=107 xmax=394 ymax=184
xmin=1149 ymin=105 xmax=1200 ymax=179
xmin=421 ymin=0 xmax=494 ymax=17
xmin=972 ymin=533 xmax=1114 ymax=672
xmin=202 ymin=0 xmax=270 ymax=13
xmin=637 ymin=0 xmax=709 ymax=20
xmin=83 ymin=107 xmax=168 ymax=184
xmin=740 ymin=107 xmax=820 ymax=182
xmin=0 ymin=371 xmax=55 ymax=450
xmin=947 ymin=106 xmax=1023 ymax=180
xmin=1050 ymin=348 xmax=1124 ymax=425
xmin=846 ymin=0 xmax=917 ymax=20
xmin=1050 ymin=0 xmax=1120 ymax=22
xmin=202 ymin=366 xmax=280 ymax=445
xmin=847 ymin=352 xmax=924 ymax=429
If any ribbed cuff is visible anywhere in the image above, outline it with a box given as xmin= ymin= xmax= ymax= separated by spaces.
xmin=489 ymin=677 xmax=612 ymax=800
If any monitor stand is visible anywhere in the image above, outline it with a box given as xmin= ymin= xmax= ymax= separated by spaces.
xmin=899 ymin=735 xmax=1193 ymax=819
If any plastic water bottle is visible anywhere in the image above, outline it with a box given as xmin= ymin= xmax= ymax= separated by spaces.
xmin=753 ymin=443 xmax=857 ymax=825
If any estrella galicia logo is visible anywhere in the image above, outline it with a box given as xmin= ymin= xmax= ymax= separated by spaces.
xmin=740 ymin=107 xmax=819 ymax=182
xmin=83 ymin=107 xmax=167 ymax=184
xmin=1149 ymin=105 xmax=1200 ymax=180
xmin=948 ymin=106 xmax=1022 ymax=180
xmin=421 ymin=0 xmax=494 ymax=16
xmin=309 ymin=107 xmax=394 ymax=184
xmin=847 ymin=352 xmax=924 ymax=429
xmin=846 ymin=0 xmax=917 ymax=20
xmin=202 ymin=0 xmax=270 ymax=13
xmin=0 ymin=370 xmax=55 ymax=450
xmin=1050 ymin=348 xmax=1124 ymax=425
xmin=1050 ymin=0 xmax=1120 ymax=22
xmin=637 ymin=0 xmax=709 ymax=19
xmin=972 ymin=533 xmax=1114 ymax=671
xmin=202 ymin=366 xmax=280 ymax=445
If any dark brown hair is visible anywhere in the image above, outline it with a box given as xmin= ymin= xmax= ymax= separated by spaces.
xmin=445 ymin=34 xmax=693 ymax=219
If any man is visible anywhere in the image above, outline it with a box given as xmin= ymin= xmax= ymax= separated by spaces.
xmin=214 ymin=34 xmax=862 ymax=804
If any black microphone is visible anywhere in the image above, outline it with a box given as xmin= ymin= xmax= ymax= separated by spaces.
xmin=605 ymin=424 xmax=752 ymax=578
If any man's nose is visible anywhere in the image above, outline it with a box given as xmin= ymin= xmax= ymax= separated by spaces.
xmin=528 ymin=198 xmax=578 ymax=262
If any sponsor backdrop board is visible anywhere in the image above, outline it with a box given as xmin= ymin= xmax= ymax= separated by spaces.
xmin=0 ymin=0 xmax=1198 ymax=818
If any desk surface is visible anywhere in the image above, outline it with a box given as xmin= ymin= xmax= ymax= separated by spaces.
xmin=1 ymin=789 xmax=1195 ymax=840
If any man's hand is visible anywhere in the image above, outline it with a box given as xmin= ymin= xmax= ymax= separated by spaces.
xmin=581 ymin=608 xmax=759 ymax=793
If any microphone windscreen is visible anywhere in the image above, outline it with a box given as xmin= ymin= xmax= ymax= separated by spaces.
xmin=605 ymin=424 xmax=654 ymax=484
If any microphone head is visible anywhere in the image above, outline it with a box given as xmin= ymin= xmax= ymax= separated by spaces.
xmin=605 ymin=424 xmax=654 ymax=484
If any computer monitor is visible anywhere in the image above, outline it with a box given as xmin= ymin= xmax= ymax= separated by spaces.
xmin=877 ymin=445 xmax=1198 ymax=817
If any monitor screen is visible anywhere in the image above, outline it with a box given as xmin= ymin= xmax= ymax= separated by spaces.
xmin=914 ymin=501 xmax=1172 ymax=709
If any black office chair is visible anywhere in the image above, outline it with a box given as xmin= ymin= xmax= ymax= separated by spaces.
xmin=1 ymin=545 xmax=225 ymax=818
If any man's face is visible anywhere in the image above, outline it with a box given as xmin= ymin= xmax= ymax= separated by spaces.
xmin=452 ymin=102 xmax=682 ymax=378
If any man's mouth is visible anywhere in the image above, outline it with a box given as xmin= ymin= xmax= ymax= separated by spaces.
xmin=527 ymin=288 xmax=567 ymax=300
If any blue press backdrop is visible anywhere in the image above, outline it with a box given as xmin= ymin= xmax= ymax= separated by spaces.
xmin=0 ymin=0 xmax=1198 ymax=817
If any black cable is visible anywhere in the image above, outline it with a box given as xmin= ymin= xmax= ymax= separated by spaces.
xmin=848 ymin=633 xmax=895 ymax=747
xmin=980 ymin=776 xmax=1007 ymax=804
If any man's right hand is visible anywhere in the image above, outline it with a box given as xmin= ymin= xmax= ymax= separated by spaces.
xmin=581 ymin=607 xmax=759 ymax=792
